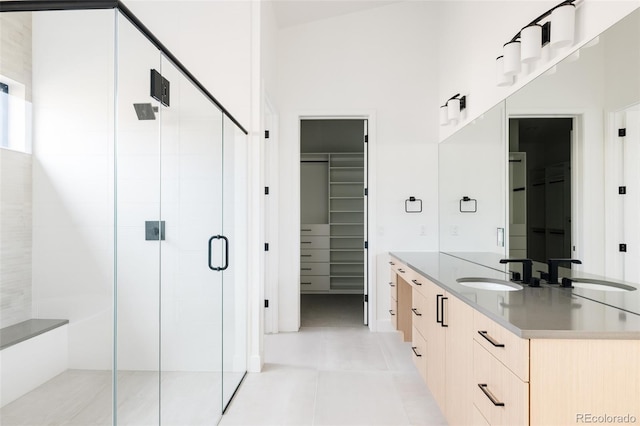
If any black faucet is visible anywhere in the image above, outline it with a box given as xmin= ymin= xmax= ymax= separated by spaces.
xmin=547 ymin=258 xmax=582 ymax=284
xmin=499 ymin=258 xmax=533 ymax=285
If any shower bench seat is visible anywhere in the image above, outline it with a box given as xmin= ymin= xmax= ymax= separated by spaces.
xmin=0 ymin=318 xmax=69 ymax=407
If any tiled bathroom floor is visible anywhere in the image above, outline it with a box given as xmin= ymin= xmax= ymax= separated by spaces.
xmin=220 ymin=295 xmax=447 ymax=426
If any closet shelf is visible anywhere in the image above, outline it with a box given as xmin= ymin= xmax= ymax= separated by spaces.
xmin=330 ymin=182 xmax=364 ymax=185
xmin=330 ymin=222 xmax=364 ymax=225
xmin=330 ymin=210 xmax=364 ymax=213
xmin=330 ymin=196 xmax=362 ymax=199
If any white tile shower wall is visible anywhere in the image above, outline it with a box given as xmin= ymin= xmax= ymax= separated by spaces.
xmin=0 ymin=149 xmax=32 ymax=328
xmin=31 ymin=10 xmax=115 ymax=370
xmin=0 ymin=12 xmax=32 ymax=101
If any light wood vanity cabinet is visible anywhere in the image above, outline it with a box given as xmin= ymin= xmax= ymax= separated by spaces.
xmin=388 ymin=255 xmax=640 ymax=426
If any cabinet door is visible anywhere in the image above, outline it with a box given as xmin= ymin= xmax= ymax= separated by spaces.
xmin=445 ymin=293 xmax=474 ymax=426
xmin=424 ymin=280 xmax=447 ymax=412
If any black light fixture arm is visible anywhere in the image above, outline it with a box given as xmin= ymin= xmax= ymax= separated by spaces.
xmin=441 ymin=93 xmax=467 ymax=110
xmin=508 ymin=0 xmax=577 ymax=43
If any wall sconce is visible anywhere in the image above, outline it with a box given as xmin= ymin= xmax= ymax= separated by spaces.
xmin=496 ymin=0 xmax=577 ymax=86
xmin=440 ymin=93 xmax=467 ymax=126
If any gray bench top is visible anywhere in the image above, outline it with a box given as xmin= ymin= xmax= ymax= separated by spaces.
xmin=1 ymin=319 xmax=69 ymax=350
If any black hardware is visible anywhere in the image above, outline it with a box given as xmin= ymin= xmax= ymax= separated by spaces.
xmin=265 ymin=186 xmax=270 ymax=195
xmin=364 ymin=135 xmax=369 ymax=143
xmin=364 ymin=294 xmax=368 ymax=303
xmin=301 ymin=268 xmax=312 ymax=271
xmin=264 ymin=299 xmax=269 ymax=308
xmin=264 ymin=243 xmax=269 ymax=251
xmin=301 ymin=254 xmax=312 ymax=257
xmin=440 ymin=297 xmax=448 ymax=327
xmin=561 ymin=277 xmax=574 ymax=288
xmin=405 ymin=197 xmax=423 ymax=213
xmin=364 ymin=241 xmax=368 ymax=249
xmin=208 ymin=235 xmax=229 ymax=271
xmin=478 ymin=384 xmax=505 ymax=407
xmin=506 ymin=0 xmax=577 ymax=44
xmin=265 ymin=130 xmax=270 ymax=139
xmin=389 ymin=282 xmax=395 ymax=287
xmin=620 ymin=244 xmax=627 ymax=252
xmin=547 ymin=258 xmax=582 ymax=284
xmin=512 ymin=187 xmax=526 ymax=192
xmin=389 ymin=310 xmax=396 ymax=316
xmin=301 ymin=241 xmax=312 ymax=244
xmin=460 ymin=197 xmax=477 ymax=213
xmin=541 ymin=21 xmax=551 ymax=45
xmin=619 ymin=186 xmax=626 ymax=195
xmin=530 ymin=277 xmax=542 ymax=287
xmin=619 ymin=128 xmax=627 ymax=137
xmin=499 ymin=258 xmax=533 ymax=284
xmin=389 ymin=261 xmax=395 ymax=265
xmin=411 ymin=346 xmax=422 ymax=357
xmin=478 ymin=330 xmax=505 ymax=347
xmin=364 ymin=188 xmax=368 ymax=196
xmin=411 ymin=279 xmax=422 ymax=286
xmin=436 ymin=294 xmax=443 ymax=324
xmin=411 ymin=308 xmax=422 ymax=317
xmin=145 ymin=220 xmax=165 ymax=241
xmin=511 ymin=272 xmax=521 ymax=282
xmin=398 ymin=268 xmax=405 ymax=273
xmin=301 ymin=282 xmax=312 ymax=285
xmin=150 ymin=69 xmax=170 ymax=107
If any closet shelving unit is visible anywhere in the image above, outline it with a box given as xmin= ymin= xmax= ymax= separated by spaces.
xmin=328 ymin=153 xmax=364 ymax=293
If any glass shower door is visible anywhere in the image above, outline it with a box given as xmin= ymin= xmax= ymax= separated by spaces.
xmin=158 ymin=56 xmax=224 ymax=426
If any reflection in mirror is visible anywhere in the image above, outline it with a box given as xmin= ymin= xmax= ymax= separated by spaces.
xmin=438 ymin=101 xmax=507 ymax=268
xmin=507 ymin=8 xmax=640 ymax=282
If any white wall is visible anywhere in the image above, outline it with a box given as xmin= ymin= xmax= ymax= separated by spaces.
xmin=276 ymin=2 xmax=440 ymax=332
xmin=437 ymin=0 xmax=640 ymax=142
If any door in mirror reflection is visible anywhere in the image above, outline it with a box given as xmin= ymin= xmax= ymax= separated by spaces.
xmin=508 ymin=118 xmax=573 ymax=264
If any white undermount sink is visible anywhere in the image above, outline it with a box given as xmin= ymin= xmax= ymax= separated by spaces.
xmin=568 ymin=278 xmax=636 ymax=292
xmin=456 ymin=277 xmax=523 ymax=291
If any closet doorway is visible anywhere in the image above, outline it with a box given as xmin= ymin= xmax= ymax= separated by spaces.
xmin=299 ymin=119 xmax=368 ymax=326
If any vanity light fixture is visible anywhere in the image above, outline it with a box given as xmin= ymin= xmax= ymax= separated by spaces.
xmin=440 ymin=94 xmax=467 ymax=126
xmin=496 ymin=0 xmax=577 ymax=86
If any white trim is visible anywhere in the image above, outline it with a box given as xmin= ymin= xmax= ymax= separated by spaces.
xmin=292 ymin=110 xmax=378 ymax=332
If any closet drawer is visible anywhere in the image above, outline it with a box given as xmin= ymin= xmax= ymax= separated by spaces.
xmin=300 ymin=249 xmax=329 ymax=263
xmin=473 ymin=311 xmax=529 ymax=381
xmin=390 ymin=302 xmax=398 ymax=329
xmin=300 ymin=276 xmax=329 ymax=291
xmin=411 ymin=287 xmax=429 ymax=336
xmin=300 ymin=262 xmax=329 ymax=276
xmin=411 ymin=326 xmax=427 ymax=383
xmin=300 ymin=236 xmax=329 ymax=249
xmin=404 ymin=268 xmax=430 ymax=296
xmin=473 ymin=341 xmax=528 ymax=426
xmin=300 ymin=224 xmax=329 ymax=236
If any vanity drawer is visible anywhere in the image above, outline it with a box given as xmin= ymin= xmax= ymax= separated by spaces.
xmin=300 ymin=224 xmax=329 ymax=236
xmin=473 ymin=311 xmax=529 ymax=381
xmin=300 ymin=276 xmax=329 ymax=291
xmin=411 ymin=326 xmax=427 ymax=383
xmin=300 ymin=236 xmax=329 ymax=249
xmin=389 ymin=275 xmax=397 ymax=301
xmin=388 ymin=257 xmax=409 ymax=276
xmin=473 ymin=341 xmax=529 ymax=426
xmin=300 ymin=249 xmax=329 ymax=263
xmin=404 ymin=268 xmax=431 ymax=296
xmin=390 ymin=302 xmax=398 ymax=329
xmin=411 ymin=287 xmax=429 ymax=336
xmin=300 ymin=262 xmax=329 ymax=276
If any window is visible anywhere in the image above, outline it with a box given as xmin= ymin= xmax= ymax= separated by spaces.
xmin=0 ymin=75 xmax=30 ymax=153
xmin=0 ymin=82 xmax=8 ymax=148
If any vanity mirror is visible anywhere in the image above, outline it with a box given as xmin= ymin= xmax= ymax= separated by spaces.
xmin=439 ymin=7 xmax=639 ymax=283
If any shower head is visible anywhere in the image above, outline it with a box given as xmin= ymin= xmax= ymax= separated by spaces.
xmin=133 ymin=103 xmax=158 ymax=120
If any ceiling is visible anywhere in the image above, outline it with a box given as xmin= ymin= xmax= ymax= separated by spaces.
xmin=270 ymin=0 xmax=402 ymax=29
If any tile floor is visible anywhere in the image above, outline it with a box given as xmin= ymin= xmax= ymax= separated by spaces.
xmin=220 ymin=295 xmax=447 ymax=426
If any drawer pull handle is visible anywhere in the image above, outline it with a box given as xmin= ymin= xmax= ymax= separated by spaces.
xmin=411 ymin=346 xmax=422 ymax=357
xmin=389 ymin=309 xmax=396 ymax=316
xmin=478 ymin=331 xmax=505 ymax=347
xmin=301 ymin=268 xmax=312 ymax=271
xmin=478 ymin=384 xmax=505 ymax=406
xmin=389 ymin=261 xmax=395 ymax=265
xmin=411 ymin=308 xmax=422 ymax=317
xmin=411 ymin=279 xmax=422 ymax=286
xmin=398 ymin=268 xmax=405 ymax=273
xmin=389 ymin=282 xmax=396 ymax=287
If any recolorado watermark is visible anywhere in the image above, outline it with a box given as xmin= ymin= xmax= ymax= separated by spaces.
xmin=576 ymin=413 xmax=637 ymax=424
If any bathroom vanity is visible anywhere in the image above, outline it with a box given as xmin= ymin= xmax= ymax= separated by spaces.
xmin=389 ymin=251 xmax=640 ymax=426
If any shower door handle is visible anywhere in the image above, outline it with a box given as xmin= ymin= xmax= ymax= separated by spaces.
xmin=208 ymin=235 xmax=229 ymax=271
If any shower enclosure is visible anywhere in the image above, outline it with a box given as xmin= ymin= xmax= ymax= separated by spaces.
xmin=0 ymin=2 xmax=247 ymax=424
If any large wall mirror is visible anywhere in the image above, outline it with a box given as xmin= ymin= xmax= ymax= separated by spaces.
xmin=439 ymin=7 xmax=639 ymax=283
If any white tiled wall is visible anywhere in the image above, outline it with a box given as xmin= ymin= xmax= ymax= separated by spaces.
xmin=0 ymin=149 xmax=32 ymax=327
xmin=0 ymin=12 xmax=32 ymax=102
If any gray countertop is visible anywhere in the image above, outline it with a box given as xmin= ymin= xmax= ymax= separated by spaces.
xmin=389 ymin=251 xmax=640 ymax=339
